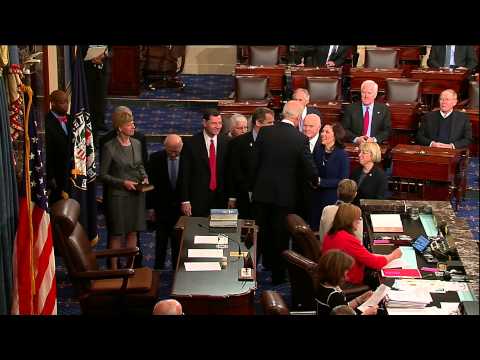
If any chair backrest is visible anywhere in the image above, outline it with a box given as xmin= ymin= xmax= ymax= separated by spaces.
xmin=249 ymin=46 xmax=279 ymax=66
xmin=306 ymin=77 xmax=341 ymax=102
xmin=364 ymin=48 xmax=399 ymax=69
xmin=385 ymin=78 xmax=421 ymax=103
xmin=51 ymin=199 xmax=98 ymax=278
xmin=468 ymin=81 xmax=479 ymax=109
xmin=283 ymin=250 xmax=319 ymax=311
xmin=286 ymin=214 xmax=321 ymax=262
xmin=235 ymin=76 xmax=269 ymax=101
xmin=261 ymin=290 xmax=290 ymax=315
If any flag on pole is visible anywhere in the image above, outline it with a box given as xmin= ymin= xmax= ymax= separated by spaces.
xmin=11 ymin=85 xmax=57 ymax=315
xmin=68 ymin=46 xmax=98 ymax=244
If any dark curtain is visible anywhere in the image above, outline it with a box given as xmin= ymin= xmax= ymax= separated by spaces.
xmin=0 ymin=71 xmax=19 ymax=314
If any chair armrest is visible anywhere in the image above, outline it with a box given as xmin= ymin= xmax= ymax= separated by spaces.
xmin=71 ymin=269 xmax=135 ymax=280
xmin=94 ymin=247 xmax=139 ymax=258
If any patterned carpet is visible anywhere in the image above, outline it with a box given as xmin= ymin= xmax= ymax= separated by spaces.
xmin=55 ymin=74 xmax=479 ymax=315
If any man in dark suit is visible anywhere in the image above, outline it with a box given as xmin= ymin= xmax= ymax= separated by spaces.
xmin=181 ymin=109 xmax=230 ymax=217
xmin=227 ymin=107 xmax=275 ymax=220
xmin=45 ymin=90 xmax=73 ymax=205
xmin=416 ymin=89 xmax=472 ymax=149
xmin=292 ymin=88 xmax=322 ymax=133
xmin=147 ymin=134 xmax=183 ymax=270
xmin=253 ymin=101 xmax=319 ymax=284
xmin=342 ymin=80 xmax=391 ymax=144
xmin=427 ymin=45 xmax=478 ymax=71
xmin=313 ymin=45 xmax=352 ymax=68
xmin=99 ymin=106 xmax=148 ymax=268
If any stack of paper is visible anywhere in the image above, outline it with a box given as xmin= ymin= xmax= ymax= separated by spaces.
xmin=385 ymin=288 xmax=433 ymax=308
xmin=370 ymin=213 xmax=404 ymax=233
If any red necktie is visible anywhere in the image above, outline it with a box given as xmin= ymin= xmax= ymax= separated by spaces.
xmin=362 ymin=107 xmax=370 ymax=136
xmin=209 ymin=139 xmax=217 ymax=191
xmin=58 ymin=116 xmax=67 ymax=124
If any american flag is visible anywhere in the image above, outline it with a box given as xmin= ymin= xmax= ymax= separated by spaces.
xmin=11 ymin=87 xmax=57 ymax=315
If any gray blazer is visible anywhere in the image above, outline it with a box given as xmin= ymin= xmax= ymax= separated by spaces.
xmin=100 ymin=137 xmax=147 ymax=196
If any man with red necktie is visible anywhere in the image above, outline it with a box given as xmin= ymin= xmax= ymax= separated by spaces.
xmin=342 ymin=80 xmax=391 ymax=145
xmin=180 ymin=109 xmax=230 ymax=217
xmin=45 ymin=90 xmax=74 ymax=205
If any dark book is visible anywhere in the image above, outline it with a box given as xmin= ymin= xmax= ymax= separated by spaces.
xmin=135 ymin=184 xmax=154 ymax=193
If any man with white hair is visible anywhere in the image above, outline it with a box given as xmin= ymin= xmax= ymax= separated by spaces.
xmin=228 ymin=113 xmax=249 ymax=138
xmin=292 ymin=88 xmax=322 ymax=133
xmin=147 ymin=134 xmax=184 ymax=269
xmin=252 ymin=101 xmax=318 ymax=284
xmin=342 ymin=80 xmax=391 ymax=144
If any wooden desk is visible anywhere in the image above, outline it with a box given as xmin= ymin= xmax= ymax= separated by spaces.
xmin=309 ymin=101 xmax=343 ymax=125
xmin=410 ymin=68 xmax=469 ymax=96
xmin=360 ymin=199 xmax=479 ymax=301
xmin=218 ymin=100 xmax=270 ymax=117
xmin=235 ymin=65 xmax=285 ymax=109
xmin=290 ymin=66 xmax=342 ymax=90
xmin=108 ymin=46 xmax=140 ymax=96
xmin=171 ymin=216 xmax=257 ymax=315
xmin=390 ymin=144 xmax=467 ymax=205
xmin=458 ymin=107 xmax=479 ymax=157
xmin=350 ymin=68 xmax=404 ymax=93
xmin=344 ymin=143 xmax=389 ymax=174
xmin=386 ymin=102 xmax=422 ymax=148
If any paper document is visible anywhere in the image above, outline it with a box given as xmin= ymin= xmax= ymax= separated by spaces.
xmin=194 ymin=235 xmax=228 ymax=245
xmin=387 ymin=307 xmax=448 ymax=315
xmin=419 ymin=214 xmax=439 ymax=237
xmin=84 ymin=46 xmax=107 ymax=61
xmin=393 ymin=279 xmax=446 ymax=293
xmin=384 ymin=246 xmax=418 ymax=269
xmin=184 ymin=262 xmax=221 ymax=271
xmin=188 ymin=249 xmax=224 ymax=258
xmin=440 ymin=302 xmax=460 ymax=315
xmin=357 ymin=284 xmax=389 ymax=313
xmin=370 ymin=213 xmax=404 ymax=232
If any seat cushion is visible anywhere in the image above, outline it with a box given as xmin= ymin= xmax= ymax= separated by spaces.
xmin=91 ymin=267 xmax=153 ymax=293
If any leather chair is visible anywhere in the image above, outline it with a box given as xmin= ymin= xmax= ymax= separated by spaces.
xmin=306 ymin=77 xmax=341 ymax=102
xmin=235 ymin=75 xmax=269 ymax=101
xmin=385 ymin=78 xmax=422 ymax=103
xmin=261 ymin=290 xmax=290 ymax=315
xmin=283 ymin=250 xmax=319 ymax=311
xmin=141 ymin=46 xmax=186 ymax=89
xmin=51 ymin=198 xmax=159 ymax=315
xmin=364 ymin=48 xmax=399 ymax=69
xmin=249 ymin=46 xmax=279 ymax=66
xmin=286 ymin=214 xmax=321 ymax=262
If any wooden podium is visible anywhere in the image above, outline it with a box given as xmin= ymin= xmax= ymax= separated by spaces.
xmin=235 ymin=65 xmax=285 ymax=109
xmin=390 ymin=144 xmax=467 ymax=207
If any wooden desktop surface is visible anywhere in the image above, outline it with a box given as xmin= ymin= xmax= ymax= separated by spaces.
xmin=171 ymin=216 xmax=257 ymax=315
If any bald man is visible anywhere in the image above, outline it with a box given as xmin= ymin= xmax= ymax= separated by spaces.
xmin=45 ymin=90 xmax=74 ymax=204
xmin=153 ymin=299 xmax=183 ymax=315
xmin=252 ymin=100 xmax=318 ymax=284
xmin=147 ymin=134 xmax=184 ymax=270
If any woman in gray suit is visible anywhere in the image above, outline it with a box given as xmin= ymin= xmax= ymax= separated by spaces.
xmin=100 ymin=110 xmax=148 ymax=269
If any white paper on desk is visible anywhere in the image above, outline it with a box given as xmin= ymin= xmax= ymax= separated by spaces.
xmin=383 ymin=246 xmax=417 ymax=269
xmin=194 ymin=235 xmax=228 ymax=245
xmin=444 ymin=282 xmax=470 ymax=292
xmin=393 ymin=279 xmax=446 ymax=293
xmin=387 ymin=307 xmax=448 ymax=315
xmin=387 ymin=288 xmax=433 ymax=304
xmin=370 ymin=213 xmax=403 ymax=232
xmin=188 ymin=248 xmax=224 ymax=258
xmin=184 ymin=262 xmax=221 ymax=271
xmin=357 ymin=284 xmax=390 ymax=313
xmin=440 ymin=302 xmax=460 ymax=315
xmin=84 ymin=46 xmax=107 ymax=61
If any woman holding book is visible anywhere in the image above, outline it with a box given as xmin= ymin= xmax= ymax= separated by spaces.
xmin=315 ymin=249 xmax=378 ymax=316
xmin=322 ymin=203 xmax=402 ymax=286
xmin=100 ymin=110 xmax=148 ymax=269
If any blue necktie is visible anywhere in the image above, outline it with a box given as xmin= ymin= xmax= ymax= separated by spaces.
xmin=169 ymin=159 xmax=177 ymax=189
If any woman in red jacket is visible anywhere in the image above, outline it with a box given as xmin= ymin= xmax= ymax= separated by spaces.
xmin=322 ymin=203 xmax=402 ymax=285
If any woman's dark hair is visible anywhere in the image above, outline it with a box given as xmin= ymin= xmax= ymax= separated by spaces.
xmin=321 ymin=121 xmax=346 ymax=148
xmin=328 ymin=203 xmax=361 ymax=236
xmin=317 ymin=249 xmax=354 ymax=287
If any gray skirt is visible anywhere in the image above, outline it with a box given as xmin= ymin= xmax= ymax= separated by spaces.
xmin=106 ymin=190 xmax=146 ymax=235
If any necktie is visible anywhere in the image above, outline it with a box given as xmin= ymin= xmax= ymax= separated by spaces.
xmin=362 ymin=107 xmax=370 ymax=136
xmin=58 ymin=116 xmax=67 ymax=124
xmin=444 ymin=45 xmax=452 ymax=67
xmin=169 ymin=159 xmax=177 ymax=189
xmin=327 ymin=45 xmax=337 ymax=62
xmin=209 ymin=139 xmax=217 ymax=191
